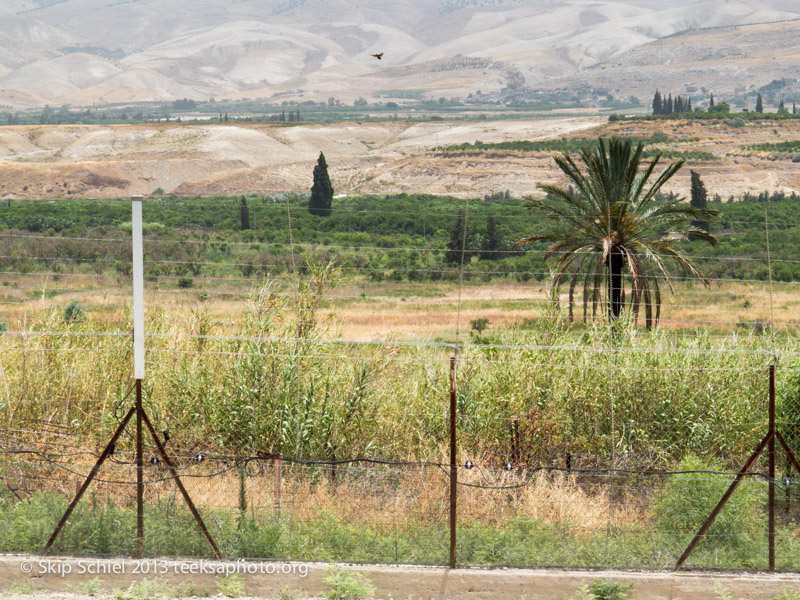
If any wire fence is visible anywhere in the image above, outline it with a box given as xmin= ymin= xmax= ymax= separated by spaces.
xmin=0 ymin=195 xmax=800 ymax=570
xmin=1 ymin=449 xmax=798 ymax=570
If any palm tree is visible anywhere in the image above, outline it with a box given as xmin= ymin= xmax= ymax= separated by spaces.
xmin=514 ymin=137 xmax=719 ymax=328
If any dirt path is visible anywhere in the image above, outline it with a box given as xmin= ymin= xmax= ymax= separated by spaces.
xmin=1 ymin=555 xmax=799 ymax=599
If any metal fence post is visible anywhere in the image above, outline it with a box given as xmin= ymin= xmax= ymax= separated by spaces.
xmin=273 ymin=458 xmax=282 ymax=515
xmin=449 ymin=354 xmax=457 ymax=569
xmin=769 ymin=363 xmax=776 ymax=571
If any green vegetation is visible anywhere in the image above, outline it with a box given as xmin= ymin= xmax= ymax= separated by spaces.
xmin=216 ymin=575 xmax=246 ymax=598
xmin=63 ymin=299 xmax=85 ymax=323
xmin=743 ymin=140 xmax=800 ymax=154
xmin=514 ymin=137 xmax=718 ymax=325
xmin=616 ymin=111 xmax=800 ymax=122
xmin=4 ymin=189 xmax=800 ymax=284
xmin=324 ymin=567 xmax=375 ymax=600
xmin=0 ymin=483 xmax=793 ymax=570
xmin=434 ymin=137 xmax=717 ymax=161
xmin=1 ymin=189 xmax=799 ymax=573
xmin=652 ymin=455 xmax=761 ymax=546
xmin=67 ymin=577 xmax=105 ymax=596
xmin=114 ymin=579 xmax=175 ymax=600
xmin=581 ymin=580 xmax=632 ymax=600
xmin=0 ymin=282 xmax=791 ymax=463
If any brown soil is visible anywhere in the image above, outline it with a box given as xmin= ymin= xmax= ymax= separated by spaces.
xmin=1 ymin=555 xmax=799 ymax=599
xmin=3 ymin=117 xmax=798 ymax=202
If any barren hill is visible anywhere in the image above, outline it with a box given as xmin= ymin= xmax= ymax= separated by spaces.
xmin=570 ymin=18 xmax=800 ymax=99
xmin=3 ymin=118 xmax=800 ymax=200
xmin=2 ymin=0 xmax=800 ymax=107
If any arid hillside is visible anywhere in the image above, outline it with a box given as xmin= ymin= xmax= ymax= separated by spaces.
xmin=1 ymin=117 xmax=800 ymax=200
xmin=3 ymin=0 xmax=800 ymax=107
xmin=569 ymin=18 xmax=800 ymax=99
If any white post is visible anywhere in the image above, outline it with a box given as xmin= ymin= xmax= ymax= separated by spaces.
xmin=132 ymin=195 xmax=145 ymax=379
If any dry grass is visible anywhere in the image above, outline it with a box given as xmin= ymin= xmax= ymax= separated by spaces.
xmin=5 ymin=277 xmax=797 ymax=341
xmin=170 ymin=463 xmax=645 ymax=532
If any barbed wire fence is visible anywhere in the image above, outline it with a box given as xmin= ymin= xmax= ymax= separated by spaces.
xmin=0 ymin=195 xmax=799 ymax=570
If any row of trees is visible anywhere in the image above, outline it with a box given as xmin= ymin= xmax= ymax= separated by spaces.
xmin=653 ymin=91 xmax=799 ymax=115
xmin=652 ymin=91 xmax=693 ymax=115
xmin=444 ymin=212 xmax=514 ymax=263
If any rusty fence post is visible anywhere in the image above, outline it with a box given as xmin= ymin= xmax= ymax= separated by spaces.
xmin=769 ymin=363 xmax=776 ymax=571
xmin=449 ymin=354 xmax=457 ymax=569
xmin=136 ymin=378 xmax=144 ymax=558
xmin=273 ymin=458 xmax=282 ymax=515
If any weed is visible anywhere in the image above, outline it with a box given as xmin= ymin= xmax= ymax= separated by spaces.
xmin=216 ymin=574 xmax=246 ymax=598
xmin=68 ymin=577 xmax=105 ymax=596
xmin=590 ymin=579 xmax=631 ymax=600
xmin=470 ymin=317 xmax=490 ymax=333
xmin=114 ymin=579 xmax=173 ymax=600
xmin=63 ymin=299 xmax=85 ymax=322
xmin=277 ymin=587 xmax=303 ymax=600
xmin=324 ymin=566 xmax=375 ymax=600
xmin=5 ymin=581 xmax=38 ymax=595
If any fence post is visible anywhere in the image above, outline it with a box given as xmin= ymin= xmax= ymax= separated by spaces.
xmin=769 ymin=363 xmax=776 ymax=571
xmin=449 ymin=354 xmax=457 ymax=569
xmin=136 ymin=378 xmax=144 ymax=558
xmin=273 ymin=458 xmax=282 ymax=515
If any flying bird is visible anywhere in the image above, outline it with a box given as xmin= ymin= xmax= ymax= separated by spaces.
xmin=371 ymin=53 xmax=383 ymax=60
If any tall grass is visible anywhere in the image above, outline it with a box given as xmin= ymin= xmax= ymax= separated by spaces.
xmin=0 ymin=267 xmax=791 ymax=469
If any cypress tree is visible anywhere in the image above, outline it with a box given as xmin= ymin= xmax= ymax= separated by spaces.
xmin=690 ymin=170 xmax=709 ymax=235
xmin=445 ymin=209 xmax=476 ymax=264
xmin=756 ymin=94 xmax=764 ymax=113
xmin=239 ymin=196 xmax=250 ymax=230
xmin=652 ymin=90 xmax=662 ymax=115
xmin=308 ymin=152 xmax=333 ymax=216
xmin=480 ymin=213 xmax=504 ymax=260
xmin=709 ymin=93 xmax=714 ymax=109
xmin=687 ymin=97 xmax=692 ymax=112
xmin=666 ymin=94 xmax=673 ymax=114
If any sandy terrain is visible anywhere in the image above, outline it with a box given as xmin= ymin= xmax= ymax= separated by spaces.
xmin=2 ymin=116 xmax=800 ymax=201
xmin=0 ymin=118 xmax=604 ymax=199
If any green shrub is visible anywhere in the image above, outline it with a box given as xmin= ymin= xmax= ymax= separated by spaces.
xmin=568 ymin=581 xmax=631 ymax=600
xmin=114 ymin=579 xmax=172 ymax=600
xmin=323 ymin=567 xmax=375 ymax=600
xmin=216 ymin=575 xmax=245 ymax=598
xmin=725 ymin=118 xmax=746 ymax=128
xmin=177 ymin=276 xmax=194 ymax=288
xmin=590 ymin=579 xmax=631 ymax=600
xmin=67 ymin=577 xmax=104 ymax=596
xmin=470 ymin=317 xmax=490 ymax=333
xmin=277 ymin=587 xmax=302 ymax=600
xmin=63 ymin=300 xmax=85 ymax=323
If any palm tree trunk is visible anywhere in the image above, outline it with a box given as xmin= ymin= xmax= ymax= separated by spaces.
xmin=607 ymin=250 xmax=624 ymax=319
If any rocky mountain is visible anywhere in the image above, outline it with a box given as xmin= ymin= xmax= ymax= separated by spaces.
xmin=1 ymin=0 xmax=800 ymax=107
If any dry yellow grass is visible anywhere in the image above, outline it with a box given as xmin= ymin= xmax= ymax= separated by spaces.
xmin=4 ymin=277 xmax=798 ymax=340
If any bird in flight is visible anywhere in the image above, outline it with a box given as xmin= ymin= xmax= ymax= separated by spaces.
xmin=371 ymin=53 xmax=384 ymax=60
